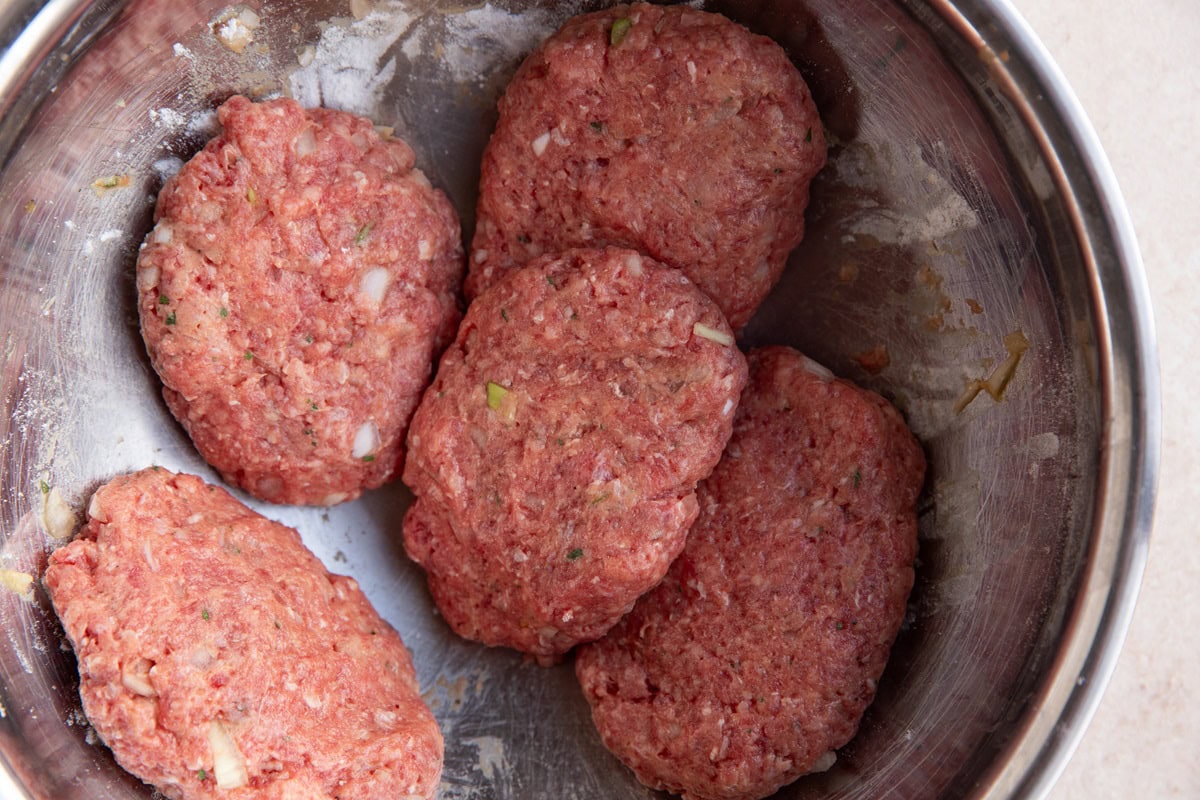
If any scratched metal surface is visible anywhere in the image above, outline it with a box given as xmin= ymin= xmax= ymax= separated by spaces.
xmin=0 ymin=0 xmax=1147 ymax=798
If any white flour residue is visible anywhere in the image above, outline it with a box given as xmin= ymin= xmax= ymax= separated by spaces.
xmin=149 ymin=107 xmax=187 ymax=130
xmin=153 ymin=156 xmax=184 ymax=181
xmin=430 ymin=4 xmax=566 ymax=84
xmin=464 ymin=736 xmax=508 ymax=781
xmin=288 ymin=4 xmax=414 ymax=116
xmin=833 ymin=141 xmax=980 ymax=246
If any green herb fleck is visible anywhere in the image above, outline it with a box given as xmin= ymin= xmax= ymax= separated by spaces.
xmin=197 ymin=769 xmax=207 ymax=781
xmin=362 ymin=454 xmax=376 ymax=463
xmin=158 ymin=294 xmax=170 ymax=305
xmin=805 ymin=127 xmax=813 ymax=143
xmin=589 ymin=493 xmax=610 ymax=506
xmin=773 ymin=167 xmax=783 ymax=174
xmin=92 ymin=174 xmax=129 ymax=191
xmin=304 ymin=334 xmax=313 ymax=344
xmin=39 ymin=480 xmax=50 ymax=494
xmin=500 ymin=308 xmax=509 ymax=322
xmin=567 ymin=547 xmax=584 ymax=561
xmin=836 ymin=621 xmax=844 ymax=630
xmin=556 ymin=437 xmax=565 ymax=446
xmin=486 ymin=381 xmax=509 ymax=411
xmin=165 ymin=311 xmax=177 ymax=325
xmin=354 ymin=222 xmax=374 ymax=245
xmin=244 ymin=350 xmax=254 ymax=360
xmin=589 ymin=121 xmax=604 ymax=132
xmin=219 ymin=306 xmax=228 ymax=318
xmin=546 ymin=275 xmax=557 ymax=288
xmin=201 ymin=608 xmax=210 ymax=621
xmin=516 ymin=234 xmax=531 ymax=244
xmin=853 ymin=468 xmax=862 ymax=487
xmin=610 ymin=17 xmax=632 ymax=46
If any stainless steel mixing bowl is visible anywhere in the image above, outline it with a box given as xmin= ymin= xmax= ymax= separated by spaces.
xmin=0 ymin=0 xmax=1159 ymax=798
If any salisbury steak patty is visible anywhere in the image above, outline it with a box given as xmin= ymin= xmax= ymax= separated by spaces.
xmin=576 ymin=347 xmax=925 ymax=800
xmin=468 ymin=3 xmax=826 ymax=330
xmin=44 ymin=469 xmax=442 ymax=800
xmin=138 ymin=96 xmax=463 ymax=506
xmin=403 ymin=247 xmax=747 ymax=661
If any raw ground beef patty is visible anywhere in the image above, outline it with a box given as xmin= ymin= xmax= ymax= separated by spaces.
xmin=402 ymin=247 xmax=747 ymax=661
xmin=43 ymin=468 xmax=442 ymax=800
xmin=467 ymin=3 xmax=826 ymax=330
xmin=575 ymin=346 xmax=925 ymax=800
xmin=137 ymin=95 xmax=463 ymax=506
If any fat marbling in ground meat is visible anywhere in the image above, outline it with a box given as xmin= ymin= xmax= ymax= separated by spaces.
xmin=402 ymin=247 xmax=747 ymax=662
xmin=575 ymin=346 xmax=925 ymax=800
xmin=43 ymin=468 xmax=442 ymax=800
xmin=137 ymin=96 xmax=463 ymax=506
xmin=467 ymin=3 xmax=826 ymax=330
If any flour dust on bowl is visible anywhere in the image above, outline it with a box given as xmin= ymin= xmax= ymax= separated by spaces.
xmin=0 ymin=0 xmax=1158 ymax=799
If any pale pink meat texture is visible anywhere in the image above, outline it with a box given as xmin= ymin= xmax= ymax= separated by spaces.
xmin=467 ymin=3 xmax=826 ymax=330
xmin=137 ymin=96 xmax=463 ymax=506
xmin=576 ymin=347 xmax=925 ymax=800
xmin=402 ymin=247 xmax=748 ymax=661
xmin=43 ymin=468 xmax=443 ymax=800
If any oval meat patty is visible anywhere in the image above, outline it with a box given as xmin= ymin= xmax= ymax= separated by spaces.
xmin=468 ymin=3 xmax=826 ymax=330
xmin=44 ymin=468 xmax=442 ymax=800
xmin=575 ymin=346 xmax=925 ymax=800
xmin=402 ymin=247 xmax=747 ymax=661
xmin=138 ymin=95 xmax=463 ymax=506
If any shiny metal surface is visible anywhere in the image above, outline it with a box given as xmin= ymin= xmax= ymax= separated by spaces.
xmin=0 ymin=0 xmax=1158 ymax=798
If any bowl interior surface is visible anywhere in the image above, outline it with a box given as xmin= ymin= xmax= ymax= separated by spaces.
xmin=0 ymin=0 xmax=1131 ymax=798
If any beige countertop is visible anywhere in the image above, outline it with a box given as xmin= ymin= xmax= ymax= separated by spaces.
xmin=1004 ymin=0 xmax=1199 ymax=797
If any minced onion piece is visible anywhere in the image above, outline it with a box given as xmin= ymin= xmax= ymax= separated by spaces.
xmin=800 ymin=355 xmax=834 ymax=382
xmin=0 ymin=569 xmax=34 ymax=599
xmin=41 ymin=487 xmax=76 ymax=539
xmin=530 ymin=131 xmax=551 ymax=157
xmin=152 ymin=223 xmax=173 ymax=244
xmin=692 ymin=322 xmax=734 ymax=347
xmin=351 ymin=421 xmax=381 ymax=459
xmin=121 ymin=660 xmax=155 ymax=697
xmin=360 ymin=267 xmax=390 ymax=304
xmin=811 ymin=751 xmax=838 ymax=773
xmin=295 ymin=127 xmax=317 ymax=157
xmin=207 ymin=721 xmax=249 ymax=790
xmin=87 ymin=491 xmax=108 ymax=523
xmin=486 ymin=382 xmax=509 ymax=411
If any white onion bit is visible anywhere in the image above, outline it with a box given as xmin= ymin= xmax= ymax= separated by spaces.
xmin=152 ymin=224 xmax=173 ymax=244
xmin=295 ymin=127 xmax=317 ymax=157
xmin=352 ymin=421 xmax=381 ymax=458
xmin=800 ymin=356 xmax=835 ymax=382
xmin=360 ymin=268 xmax=390 ymax=305
xmin=692 ymin=322 xmax=734 ymax=347
xmin=87 ymin=492 xmax=108 ymax=523
xmin=531 ymin=131 xmax=551 ymax=156
xmin=623 ymin=253 xmax=644 ymax=277
xmin=0 ymin=569 xmax=34 ymax=599
xmin=136 ymin=264 xmax=160 ymax=292
xmin=207 ymin=721 xmax=249 ymax=790
xmin=812 ymin=751 xmax=838 ymax=773
xmin=41 ymin=487 xmax=76 ymax=540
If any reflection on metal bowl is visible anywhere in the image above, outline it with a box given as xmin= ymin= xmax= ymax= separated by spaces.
xmin=0 ymin=1 xmax=1158 ymax=799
